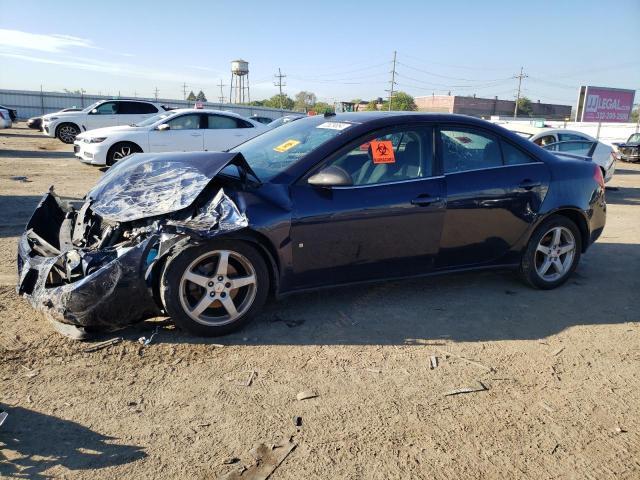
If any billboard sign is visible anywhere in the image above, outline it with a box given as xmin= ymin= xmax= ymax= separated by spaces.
xmin=577 ymin=86 xmax=635 ymax=123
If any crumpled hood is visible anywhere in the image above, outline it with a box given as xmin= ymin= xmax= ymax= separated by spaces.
xmin=88 ymin=151 xmax=255 ymax=222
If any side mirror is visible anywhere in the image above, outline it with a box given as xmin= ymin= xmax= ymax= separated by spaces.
xmin=307 ymin=166 xmax=353 ymax=188
xmin=90 ymin=109 xmax=98 ymax=114
xmin=157 ymin=124 xmax=170 ymax=131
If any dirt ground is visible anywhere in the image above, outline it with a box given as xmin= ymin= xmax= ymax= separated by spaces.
xmin=1 ymin=124 xmax=639 ymax=479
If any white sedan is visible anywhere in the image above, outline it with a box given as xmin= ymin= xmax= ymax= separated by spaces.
xmin=74 ymin=109 xmax=268 ymax=166
xmin=501 ymin=125 xmax=616 ymax=182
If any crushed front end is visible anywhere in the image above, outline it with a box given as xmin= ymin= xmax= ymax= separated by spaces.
xmin=17 ymin=152 xmax=253 ymax=339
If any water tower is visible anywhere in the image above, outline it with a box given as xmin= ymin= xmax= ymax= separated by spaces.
xmin=230 ymin=59 xmax=250 ymax=104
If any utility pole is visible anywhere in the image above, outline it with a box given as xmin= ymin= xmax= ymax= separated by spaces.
xmin=182 ymin=82 xmax=189 ymax=101
xmin=133 ymin=90 xmax=138 ymax=98
xmin=217 ymin=79 xmax=227 ymax=104
xmin=274 ymin=68 xmax=286 ymax=110
xmin=153 ymin=87 xmax=159 ymax=101
xmin=387 ymin=51 xmax=397 ymax=111
xmin=513 ymin=66 xmax=528 ymax=119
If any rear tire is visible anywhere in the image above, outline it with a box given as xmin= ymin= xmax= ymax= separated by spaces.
xmin=56 ymin=123 xmax=80 ymax=144
xmin=106 ymin=142 xmax=142 ymax=166
xmin=160 ymin=240 xmax=269 ymax=336
xmin=520 ymin=215 xmax=582 ymax=289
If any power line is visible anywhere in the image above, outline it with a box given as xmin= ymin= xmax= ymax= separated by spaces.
xmin=513 ymin=67 xmax=528 ymax=118
xmin=397 ymin=60 xmax=511 ymax=83
xmin=274 ymin=68 xmax=286 ymax=109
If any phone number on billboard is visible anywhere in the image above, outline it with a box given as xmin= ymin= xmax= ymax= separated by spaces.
xmin=589 ymin=111 xmax=630 ymax=121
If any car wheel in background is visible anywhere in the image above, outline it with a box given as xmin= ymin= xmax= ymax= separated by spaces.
xmin=55 ymin=123 xmax=80 ymax=144
xmin=520 ymin=215 xmax=582 ymax=289
xmin=160 ymin=241 xmax=270 ymax=336
xmin=106 ymin=142 xmax=142 ymax=166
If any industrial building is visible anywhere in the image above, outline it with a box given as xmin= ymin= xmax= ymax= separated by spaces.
xmin=415 ymin=94 xmax=572 ymax=120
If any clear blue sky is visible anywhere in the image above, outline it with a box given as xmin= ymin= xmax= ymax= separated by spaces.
xmin=1 ymin=0 xmax=638 ymax=106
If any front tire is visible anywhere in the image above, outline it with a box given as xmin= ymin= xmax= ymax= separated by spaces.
xmin=520 ymin=215 xmax=582 ymax=289
xmin=160 ymin=241 xmax=269 ymax=336
xmin=56 ymin=123 xmax=80 ymax=144
xmin=106 ymin=142 xmax=142 ymax=166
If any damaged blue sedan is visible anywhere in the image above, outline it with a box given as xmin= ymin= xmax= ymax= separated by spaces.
xmin=17 ymin=113 xmax=606 ymax=338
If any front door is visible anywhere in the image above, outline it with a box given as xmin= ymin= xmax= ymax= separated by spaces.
xmin=86 ymin=101 xmax=118 ymax=129
xmin=289 ymin=125 xmax=446 ymax=289
xmin=436 ymin=126 xmax=550 ymax=268
xmin=148 ymin=113 xmax=204 ymax=152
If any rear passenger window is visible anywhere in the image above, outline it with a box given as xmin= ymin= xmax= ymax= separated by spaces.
xmin=501 ymin=141 xmax=533 ymax=165
xmin=440 ymin=128 xmax=501 ymax=173
xmin=119 ymin=102 xmax=158 ymax=114
xmin=207 ymin=115 xmax=240 ymax=129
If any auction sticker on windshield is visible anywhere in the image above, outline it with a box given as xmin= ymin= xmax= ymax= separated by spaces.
xmin=317 ymin=122 xmax=351 ymax=130
xmin=273 ymin=139 xmax=301 ymax=152
xmin=371 ymin=140 xmax=395 ymax=164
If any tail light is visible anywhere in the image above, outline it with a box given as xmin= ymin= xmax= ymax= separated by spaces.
xmin=593 ymin=165 xmax=605 ymax=189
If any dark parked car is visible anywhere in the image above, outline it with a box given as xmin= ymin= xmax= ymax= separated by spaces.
xmin=17 ymin=113 xmax=606 ymax=338
xmin=0 ymin=105 xmax=17 ymax=121
xmin=267 ymin=114 xmax=305 ymax=129
xmin=616 ymin=133 xmax=640 ymax=163
xmin=27 ymin=108 xmax=82 ymax=131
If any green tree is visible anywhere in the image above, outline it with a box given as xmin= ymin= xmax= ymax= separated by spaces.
xmin=196 ymin=90 xmax=207 ymax=102
xmin=248 ymin=100 xmax=265 ymax=107
xmin=294 ymin=91 xmax=317 ymax=112
xmin=313 ymin=101 xmax=334 ymax=114
xmin=263 ymin=94 xmax=294 ymax=110
xmin=631 ymin=107 xmax=639 ymax=123
xmin=365 ymin=100 xmax=379 ymax=111
xmin=516 ymin=96 xmax=533 ymax=117
xmin=186 ymin=90 xmax=197 ymax=101
xmin=381 ymin=91 xmax=417 ymax=111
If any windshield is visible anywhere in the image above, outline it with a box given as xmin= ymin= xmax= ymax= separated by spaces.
xmin=82 ymin=101 xmax=102 ymax=113
xmin=229 ymin=116 xmax=355 ymax=180
xmin=628 ymin=133 xmax=640 ymax=143
xmin=134 ymin=111 xmax=178 ymax=127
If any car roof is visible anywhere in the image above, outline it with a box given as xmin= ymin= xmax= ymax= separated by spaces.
xmin=168 ymin=108 xmax=253 ymax=118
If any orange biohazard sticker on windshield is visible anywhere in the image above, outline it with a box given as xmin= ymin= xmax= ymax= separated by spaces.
xmin=370 ymin=140 xmax=395 ymax=164
xmin=273 ymin=139 xmax=300 ymax=152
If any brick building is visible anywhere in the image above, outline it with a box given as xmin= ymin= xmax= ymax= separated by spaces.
xmin=415 ymin=95 xmax=572 ymax=120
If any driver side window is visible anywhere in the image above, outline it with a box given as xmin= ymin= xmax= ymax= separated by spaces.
xmin=326 ymin=127 xmax=432 ymax=186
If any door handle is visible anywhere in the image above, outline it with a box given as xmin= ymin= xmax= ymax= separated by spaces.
xmin=517 ymin=179 xmax=541 ymax=190
xmin=190 ymin=133 xmax=202 ymax=137
xmin=411 ymin=195 xmax=443 ymax=207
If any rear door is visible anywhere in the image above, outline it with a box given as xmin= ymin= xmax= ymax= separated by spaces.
xmin=436 ymin=125 xmax=549 ymax=268
xmin=148 ymin=113 xmax=204 ymax=152
xmin=289 ymin=125 xmax=446 ymax=289
xmin=203 ymin=114 xmax=257 ymax=151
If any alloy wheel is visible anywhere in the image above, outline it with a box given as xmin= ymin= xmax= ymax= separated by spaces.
xmin=113 ymin=145 xmax=133 ymax=160
xmin=178 ymin=250 xmax=257 ymax=326
xmin=58 ymin=125 xmax=78 ymax=143
xmin=534 ymin=226 xmax=576 ymax=282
